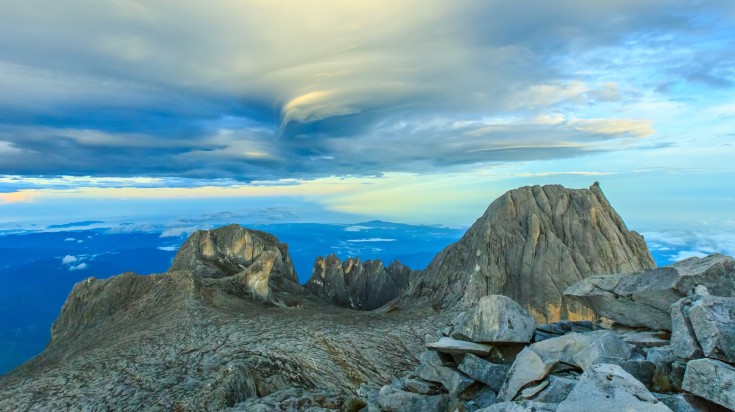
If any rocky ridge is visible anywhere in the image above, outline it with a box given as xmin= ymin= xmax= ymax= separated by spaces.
xmin=2 ymin=183 xmax=728 ymax=411
xmin=305 ymin=255 xmax=413 ymax=310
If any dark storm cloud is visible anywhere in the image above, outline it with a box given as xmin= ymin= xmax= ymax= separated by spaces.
xmin=0 ymin=0 xmax=733 ymax=182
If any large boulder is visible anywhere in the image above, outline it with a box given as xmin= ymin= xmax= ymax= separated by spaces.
xmin=378 ymin=385 xmax=449 ymax=412
xmin=451 ymin=295 xmax=535 ymax=343
xmin=557 ymin=364 xmax=672 ymax=411
xmin=458 ymin=354 xmax=510 ymax=391
xmin=427 ymin=337 xmax=492 ymax=357
xmin=305 ymin=255 xmax=413 ymax=310
xmin=497 ymin=347 xmax=558 ymax=401
xmin=404 ymin=183 xmax=655 ymax=322
xmin=682 ymin=358 xmax=735 ymax=411
xmin=564 ymin=254 xmax=735 ymax=330
xmin=686 ymin=295 xmax=735 ymax=363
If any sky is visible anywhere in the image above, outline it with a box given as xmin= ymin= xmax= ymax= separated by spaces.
xmin=1 ymin=0 xmax=734 ymax=254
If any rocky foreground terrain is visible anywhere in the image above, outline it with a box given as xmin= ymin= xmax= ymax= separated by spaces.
xmin=1 ymin=183 xmax=733 ymax=411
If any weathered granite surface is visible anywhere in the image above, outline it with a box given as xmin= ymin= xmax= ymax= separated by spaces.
xmin=406 ymin=183 xmax=655 ymax=322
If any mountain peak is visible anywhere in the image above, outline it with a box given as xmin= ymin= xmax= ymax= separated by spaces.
xmin=404 ymin=183 xmax=655 ymax=322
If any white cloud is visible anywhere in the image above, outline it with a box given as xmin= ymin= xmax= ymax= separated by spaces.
xmin=157 ymin=246 xmax=178 ymax=251
xmin=160 ymin=227 xmax=199 ymax=238
xmin=346 ymin=238 xmax=396 ymax=243
xmin=64 ymin=237 xmax=76 ymax=242
xmin=69 ymin=262 xmax=88 ymax=271
xmin=344 ymin=225 xmax=372 ymax=232
xmin=61 ymin=255 xmax=77 ymax=264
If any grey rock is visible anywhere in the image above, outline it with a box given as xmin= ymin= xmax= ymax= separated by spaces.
xmin=671 ymin=297 xmax=704 ymax=359
xmin=378 ymin=385 xmax=449 ymax=412
xmin=557 ymin=363 xmax=672 ymax=412
xmin=473 ymin=386 xmax=498 ymax=408
xmin=533 ymin=320 xmax=598 ymax=342
xmin=427 ymin=337 xmax=493 ymax=356
xmin=459 ymin=353 xmax=510 ymax=391
xmin=615 ymin=329 xmax=670 ymax=349
xmin=518 ymin=379 xmax=549 ymax=398
xmin=528 ymin=330 xmax=607 ymax=365
xmin=497 ymin=347 xmax=558 ymax=402
xmin=571 ymin=331 xmax=634 ymax=370
xmin=417 ymin=363 xmax=476 ymax=397
xmin=532 ymin=375 xmax=578 ymax=403
xmin=619 ymin=359 xmax=656 ymax=388
xmin=451 ymin=295 xmax=535 ymax=343
xmin=402 ymin=378 xmax=441 ymax=395
xmin=646 ymin=346 xmax=686 ymax=393
xmin=305 ymin=255 xmax=414 ymax=310
xmin=565 ymin=254 xmax=735 ymax=330
xmin=687 ymin=295 xmax=735 ymax=363
xmin=404 ymin=183 xmax=655 ymax=322
xmin=478 ymin=400 xmax=558 ymax=411
xmin=682 ymin=358 xmax=735 ymax=411
xmin=653 ymin=393 xmax=731 ymax=412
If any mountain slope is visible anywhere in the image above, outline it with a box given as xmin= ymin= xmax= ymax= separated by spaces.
xmin=405 ymin=183 xmax=655 ymax=322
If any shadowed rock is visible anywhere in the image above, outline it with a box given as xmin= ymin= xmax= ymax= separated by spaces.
xmin=305 ymin=255 xmax=413 ymax=310
xmin=405 ymin=182 xmax=654 ymax=322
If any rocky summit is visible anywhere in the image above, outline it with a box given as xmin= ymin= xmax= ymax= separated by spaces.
xmin=1 ymin=183 xmax=734 ymax=411
xmin=404 ymin=182 xmax=655 ymax=322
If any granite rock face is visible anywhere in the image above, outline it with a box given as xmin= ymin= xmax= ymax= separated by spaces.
xmin=451 ymin=295 xmax=535 ymax=343
xmin=167 ymin=224 xmax=303 ymax=305
xmin=406 ymin=182 xmax=655 ymax=322
xmin=682 ymin=358 xmax=735 ymax=411
xmin=306 ymin=255 xmax=413 ymax=310
xmin=565 ymin=254 xmax=735 ymax=330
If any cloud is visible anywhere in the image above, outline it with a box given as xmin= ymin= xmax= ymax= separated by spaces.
xmin=346 ymin=238 xmax=397 ymax=243
xmin=68 ymin=263 xmax=88 ymax=271
xmin=0 ymin=0 xmax=732 ymax=182
xmin=61 ymin=255 xmax=77 ymax=264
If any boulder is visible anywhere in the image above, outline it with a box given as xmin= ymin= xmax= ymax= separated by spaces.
xmin=646 ymin=346 xmax=685 ymax=392
xmin=619 ymin=359 xmax=655 ymax=388
xmin=377 ymin=385 xmax=449 ymax=412
xmin=497 ymin=347 xmax=558 ymax=401
xmin=653 ymin=393 xmax=731 ymax=412
xmin=564 ymin=254 xmax=735 ymax=331
xmin=571 ymin=331 xmax=634 ymax=370
xmin=451 ymin=295 xmax=535 ymax=343
xmin=557 ymin=364 xmax=672 ymax=411
xmin=682 ymin=358 xmax=735 ymax=410
xmin=427 ymin=337 xmax=492 ymax=357
xmin=404 ymin=183 xmax=655 ymax=322
xmin=687 ymin=295 xmax=735 ymax=363
xmin=670 ymin=297 xmax=703 ymax=360
xmin=527 ymin=330 xmax=606 ymax=365
xmin=531 ymin=375 xmax=578 ymax=403
xmin=417 ymin=363 xmax=476 ymax=397
xmin=402 ymin=378 xmax=442 ymax=395
xmin=458 ymin=353 xmax=510 ymax=391
xmin=478 ymin=400 xmax=558 ymax=411
xmin=533 ymin=320 xmax=598 ymax=342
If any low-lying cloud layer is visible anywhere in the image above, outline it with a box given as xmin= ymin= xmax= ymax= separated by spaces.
xmin=1 ymin=0 xmax=733 ymax=181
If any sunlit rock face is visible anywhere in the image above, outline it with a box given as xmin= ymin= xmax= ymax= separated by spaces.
xmin=406 ymin=182 xmax=655 ymax=323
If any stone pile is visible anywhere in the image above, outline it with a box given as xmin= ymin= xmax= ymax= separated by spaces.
xmin=364 ymin=254 xmax=735 ymax=411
